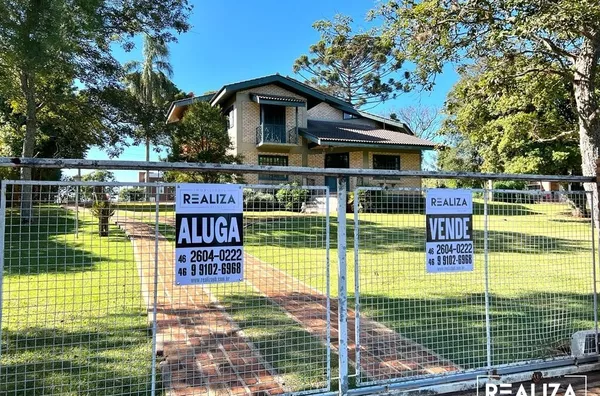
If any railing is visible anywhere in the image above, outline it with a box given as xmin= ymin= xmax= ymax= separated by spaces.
xmin=256 ymin=124 xmax=299 ymax=145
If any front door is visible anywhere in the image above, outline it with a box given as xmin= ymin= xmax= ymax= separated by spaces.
xmin=324 ymin=153 xmax=350 ymax=192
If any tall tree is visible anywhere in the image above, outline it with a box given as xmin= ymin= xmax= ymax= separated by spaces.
xmin=124 ymin=34 xmax=177 ymax=185
xmin=442 ymin=58 xmax=580 ymax=176
xmin=165 ymin=102 xmax=242 ymax=183
xmin=0 ymin=0 xmax=191 ymax=221
xmin=372 ymin=0 xmax=600 ymax=218
xmin=293 ymin=14 xmax=405 ymax=107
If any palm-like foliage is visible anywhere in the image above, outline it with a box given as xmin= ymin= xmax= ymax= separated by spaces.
xmin=124 ymin=35 xmax=174 ymax=106
xmin=124 ymin=35 xmax=173 ymax=185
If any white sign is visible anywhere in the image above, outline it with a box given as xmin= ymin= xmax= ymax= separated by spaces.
xmin=426 ymin=189 xmax=474 ymax=273
xmin=175 ymin=184 xmax=244 ymax=285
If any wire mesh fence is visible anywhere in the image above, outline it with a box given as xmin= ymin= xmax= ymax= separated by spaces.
xmin=353 ymin=187 xmax=597 ymax=387
xmin=0 ymin=181 xmax=331 ymax=396
xmin=0 ymin=176 xmax=597 ymax=396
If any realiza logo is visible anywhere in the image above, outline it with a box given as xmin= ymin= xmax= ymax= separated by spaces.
xmin=182 ymin=193 xmax=236 ymax=205
xmin=476 ymin=375 xmax=586 ymax=396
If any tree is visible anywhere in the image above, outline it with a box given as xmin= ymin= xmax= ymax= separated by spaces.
xmin=0 ymin=0 xmax=191 ymax=221
xmin=124 ymin=35 xmax=178 ymax=184
xmin=293 ymin=14 xmax=405 ymax=107
xmin=372 ymin=0 xmax=600 ymax=219
xmin=165 ymin=102 xmax=242 ymax=183
xmin=389 ymin=104 xmax=441 ymax=170
xmin=441 ymin=58 xmax=580 ymax=176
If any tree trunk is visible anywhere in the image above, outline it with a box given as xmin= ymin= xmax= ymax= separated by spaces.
xmin=572 ymin=37 xmax=600 ymax=225
xmin=20 ymin=71 xmax=37 ymax=223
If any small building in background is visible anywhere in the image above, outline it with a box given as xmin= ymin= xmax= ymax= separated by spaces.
xmin=138 ymin=171 xmax=175 ymax=202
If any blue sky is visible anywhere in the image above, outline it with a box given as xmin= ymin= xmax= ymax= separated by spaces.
xmin=77 ymin=0 xmax=458 ymax=181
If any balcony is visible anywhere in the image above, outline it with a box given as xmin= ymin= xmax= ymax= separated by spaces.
xmin=255 ymin=124 xmax=299 ymax=148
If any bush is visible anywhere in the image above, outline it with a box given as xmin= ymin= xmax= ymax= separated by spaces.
xmin=359 ymin=189 xmax=424 ymax=213
xmin=243 ymin=189 xmax=277 ymax=211
xmin=275 ymin=183 xmax=309 ymax=212
xmin=492 ymin=181 xmax=534 ymax=203
xmin=119 ymin=187 xmax=145 ymax=202
xmin=90 ymin=200 xmax=115 ymax=237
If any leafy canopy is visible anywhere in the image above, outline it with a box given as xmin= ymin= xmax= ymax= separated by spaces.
xmin=442 ymin=57 xmax=580 ymax=175
xmin=165 ymin=102 xmax=242 ymax=183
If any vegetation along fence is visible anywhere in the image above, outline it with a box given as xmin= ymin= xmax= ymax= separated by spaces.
xmin=0 ymin=157 xmax=598 ymax=396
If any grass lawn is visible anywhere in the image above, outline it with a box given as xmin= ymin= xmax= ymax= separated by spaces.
xmin=0 ymin=206 xmax=155 ymax=395
xmin=242 ymin=200 xmax=595 ymax=372
xmin=123 ymin=199 xmax=595 ymax=382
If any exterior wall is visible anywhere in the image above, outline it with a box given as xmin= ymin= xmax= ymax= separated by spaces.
xmin=307 ymin=102 xmax=343 ymax=120
xmin=242 ymin=150 xmax=302 ymax=185
xmin=364 ymin=150 xmax=422 ymax=188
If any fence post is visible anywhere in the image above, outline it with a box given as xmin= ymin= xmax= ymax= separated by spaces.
xmin=337 ymin=176 xmax=349 ymax=396
xmin=150 ymin=189 xmax=161 ymax=396
xmin=594 ymin=159 xmax=600 ymax=353
xmin=0 ymin=181 xmax=6 ymax=359
xmin=483 ymin=187 xmax=492 ymax=369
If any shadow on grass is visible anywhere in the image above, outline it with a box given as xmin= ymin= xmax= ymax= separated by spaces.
xmin=3 ymin=206 xmax=115 ymax=275
xmin=239 ymin=217 xmax=589 ymax=255
xmin=357 ymin=292 xmax=593 ymax=369
xmin=0 ymin=324 xmax=156 ymax=396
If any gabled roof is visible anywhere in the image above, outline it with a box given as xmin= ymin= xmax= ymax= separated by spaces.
xmin=166 ymin=74 xmax=410 ymax=130
xmin=300 ymin=120 xmax=436 ymax=150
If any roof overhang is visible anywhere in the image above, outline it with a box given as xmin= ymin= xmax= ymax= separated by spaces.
xmin=299 ymin=130 xmax=435 ymax=151
xmin=250 ymin=93 xmax=306 ymax=107
xmin=166 ymin=94 xmax=214 ymax=124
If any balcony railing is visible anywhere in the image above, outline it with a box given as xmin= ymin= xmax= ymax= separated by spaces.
xmin=256 ymin=124 xmax=299 ymax=145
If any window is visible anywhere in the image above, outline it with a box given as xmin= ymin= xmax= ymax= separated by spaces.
xmin=258 ymin=155 xmax=288 ymax=181
xmin=373 ymin=154 xmax=401 ymax=179
xmin=225 ymin=106 xmax=234 ymax=129
xmin=373 ymin=154 xmax=400 ymax=170
xmin=261 ymin=104 xmax=286 ymax=126
xmin=343 ymin=112 xmax=359 ymax=120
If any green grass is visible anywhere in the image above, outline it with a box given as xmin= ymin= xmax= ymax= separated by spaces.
xmin=239 ymin=201 xmax=596 ymax=370
xmin=135 ymin=200 xmax=594 ymax=384
xmin=0 ymin=206 xmax=155 ymax=395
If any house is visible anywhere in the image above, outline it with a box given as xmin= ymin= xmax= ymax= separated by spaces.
xmin=138 ymin=171 xmax=175 ymax=202
xmin=166 ymin=74 xmax=436 ymax=191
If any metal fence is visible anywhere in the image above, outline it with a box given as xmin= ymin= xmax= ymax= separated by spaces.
xmin=0 ymin=159 xmax=598 ymax=396
xmin=0 ymin=180 xmax=332 ymax=396
xmin=353 ymin=187 xmax=598 ymax=391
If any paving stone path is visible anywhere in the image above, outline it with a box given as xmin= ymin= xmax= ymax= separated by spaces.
xmin=114 ymin=216 xmax=459 ymax=394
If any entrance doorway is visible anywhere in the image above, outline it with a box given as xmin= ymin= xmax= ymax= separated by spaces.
xmin=324 ymin=152 xmax=349 ymax=192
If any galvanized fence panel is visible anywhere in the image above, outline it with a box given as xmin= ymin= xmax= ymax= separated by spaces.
xmin=353 ymin=187 xmax=598 ymax=389
xmin=0 ymin=180 xmax=332 ymax=396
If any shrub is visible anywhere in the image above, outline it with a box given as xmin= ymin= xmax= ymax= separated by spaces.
xmin=276 ymin=183 xmax=309 ymax=212
xmin=243 ymin=189 xmax=277 ymax=211
xmin=492 ymin=181 xmax=534 ymax=203
xmin=119 ymin=187 xmax=145 ymax=202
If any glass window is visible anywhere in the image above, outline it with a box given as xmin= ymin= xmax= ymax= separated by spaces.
xmin=373 ymin=154 xmax=400 ymax=170
xmin=258 ymin=155 xmax=289 ymax=181
xmin=373 ymin=154 xmax=401 ymax=180
xmin=343 ymin=112 xmax=359 ymax=120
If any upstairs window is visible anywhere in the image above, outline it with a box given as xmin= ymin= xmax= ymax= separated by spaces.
xmin=261 ymin=104 xmax=286 ymax=126
xmin=225 ymin=106 xmax=234 ymax=129
xmin=258 ymin=155 xmax=288 ymax=181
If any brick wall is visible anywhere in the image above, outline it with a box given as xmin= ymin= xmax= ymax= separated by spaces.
xmin=242 ymin=151 xmax=302 ymax=184
xmin=307 ymin=102 xmax=343 ymax=120
xmin=364 ymin=151 xmax=422 ymax=188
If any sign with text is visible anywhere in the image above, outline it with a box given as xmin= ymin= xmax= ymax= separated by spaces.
xmin=175 ymin=184 xmax=244 ymax=285
xmin=426 ymin=189 xmax=474 ymax=273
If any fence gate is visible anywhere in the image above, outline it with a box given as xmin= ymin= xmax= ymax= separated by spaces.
xmin=352 ymin=186 xmax=598 ymax=390
xmin=0 ymin=180 xmax=333 ymax=396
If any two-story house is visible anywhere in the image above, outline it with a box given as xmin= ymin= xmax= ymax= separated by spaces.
xmin=166 ymin=74 xmax=436 ymax=191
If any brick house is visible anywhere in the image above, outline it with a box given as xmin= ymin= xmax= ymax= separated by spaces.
xmin=137 ymin=171 xmax=175 ymax=202
xmin=166 ymin=74 xmax=436 ymax=191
